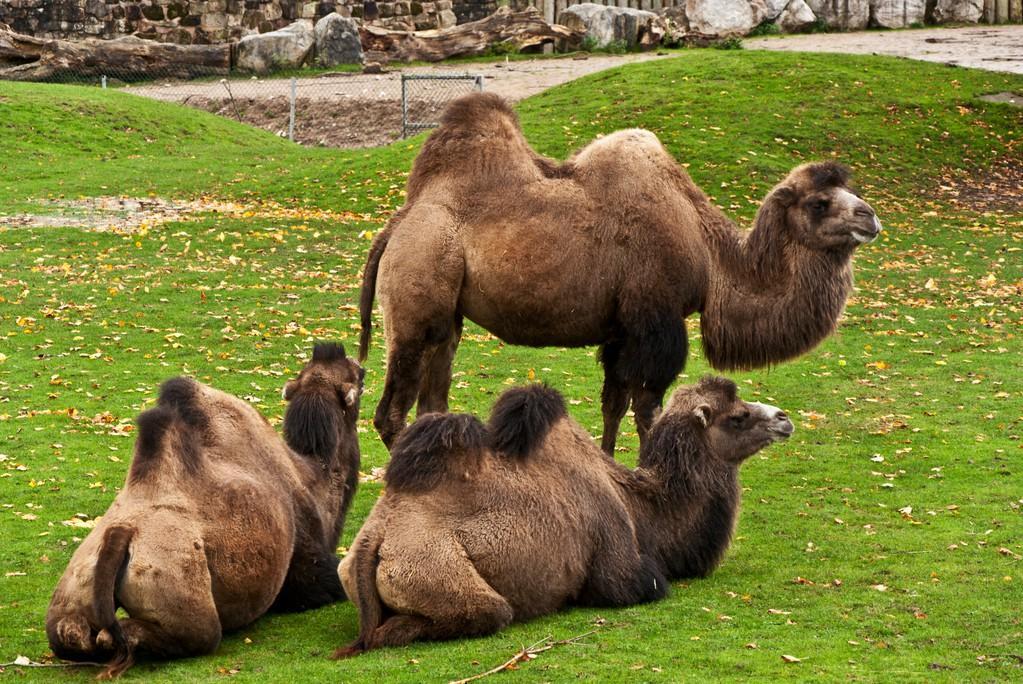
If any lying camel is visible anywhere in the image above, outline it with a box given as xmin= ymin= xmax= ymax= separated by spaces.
xmin=334 ymin=376 xmax=793 ymax=656
xmin=46 ymin=343 xmax=364 ymax=678
xmin=359 ymin=93 xmax=881 ymax=452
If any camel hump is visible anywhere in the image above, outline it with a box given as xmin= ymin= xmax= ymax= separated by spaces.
xmin=488 ymin=384 xmax=567 ymax=459
xmin=439 ymin=92 xmax=517 ymax=132
xmin=385 ymin=413 xmax=488 ymax=493
xmin=130 ymin=377 xmax=209 ymax=483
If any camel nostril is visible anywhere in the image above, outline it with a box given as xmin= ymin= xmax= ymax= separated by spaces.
xmin=854 ymin=207 xmax=875 ymax=218
xmin=776 ymin=411 xmax=788 ymax=420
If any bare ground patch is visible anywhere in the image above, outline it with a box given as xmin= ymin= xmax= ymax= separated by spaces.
xmin=940 ymin=151 xmax=1023 ymax=213
xmin=186 ymin=96 xmax=448 ymax=148
xmin=0 ymin=196 xmax=375 ymax=232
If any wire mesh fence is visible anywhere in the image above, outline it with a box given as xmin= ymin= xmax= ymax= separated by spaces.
xmin=5 ymin=65 xmax=485 ymax=149
xmin=401 ymin=74 xmax=484 ymax=138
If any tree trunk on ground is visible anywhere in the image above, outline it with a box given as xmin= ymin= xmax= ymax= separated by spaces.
xmin=360 ymin=6 xmax=584 ymax=63
xmin=0 ymin=25 xmax=231 ymax=82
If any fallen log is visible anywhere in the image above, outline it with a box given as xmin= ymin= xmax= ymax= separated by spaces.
xmin=0 ymin=25 xmax=230 ymax=82
xmin=360 ymin=6 xmax=583 ymax=63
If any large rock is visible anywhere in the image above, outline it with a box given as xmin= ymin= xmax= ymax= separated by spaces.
xmin=658 ymin=4 xmax=690 ymax=44
xmin=869 ymin=0 xmax=925 ymax=27
xmin=805 ymin=0 xmax=869 ymax=29
xmin=777 ymin=0 xmax=817 ymax=30
xmin=559 ymin=3 xmax=665 ymax=49
xmin=684 ymin=0 xmax=758 ymax=36
xmin=932 ymin=0 xmax=984 ymax=22
xmin=314 ymin=12 xmax=362 ymax=65
xmin=753 ymin=0 xmax=791 ymax=22
xmin=236 ymin=20 xmax=314 ymax=73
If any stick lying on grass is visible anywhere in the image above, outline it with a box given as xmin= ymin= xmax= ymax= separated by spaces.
xmin=449 ymin=629 xmax=599 ymax=684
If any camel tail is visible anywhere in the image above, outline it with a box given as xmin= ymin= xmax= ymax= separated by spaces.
xmin=93 ymin=524 xmax=135 ymax=678
xmin=332 ymin=533 xmax=384 ymax=659
xmin=359 ymin=225 xmax=392 ymax=363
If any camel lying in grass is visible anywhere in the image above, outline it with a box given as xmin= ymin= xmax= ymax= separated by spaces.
xmin=359 ymin=93 xmax=881 ymax=452
xmin=46 ymin=343 xmax=364 ymax=678
xmin=334 ymin=377 xmax=793 ymax=656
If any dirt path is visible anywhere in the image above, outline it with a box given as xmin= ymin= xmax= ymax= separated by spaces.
xmin=746 ymin=25 xmax=1023 ymax=75
xmin=126 ymin=52 xmax=676 ymax=104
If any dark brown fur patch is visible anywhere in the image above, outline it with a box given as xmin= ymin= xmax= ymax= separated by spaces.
xmin=385 ymin=413 xmax=487 ymax=493
xmin=284 ymin=392 xmax=341 ymax=460
xmin=130 ymin=377 xmax=207 ymax=483
xmin=158 ymin=377 xmax=208 ymax=430
xmin=808 ymin=161 xmax=851 ymax=190
xmin=312 ymin=342 xmax=348 ymax=364
xmin=487 ymin=385 xmax=567 ymax=459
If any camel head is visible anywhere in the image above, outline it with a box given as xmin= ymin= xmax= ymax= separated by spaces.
xmin=659 ymin=376 xmax=794 ymax=466
xmin=766 ymin=162 xmax=882 ymax=252
xmin=283 ymin=342 xmax=365 ymax=459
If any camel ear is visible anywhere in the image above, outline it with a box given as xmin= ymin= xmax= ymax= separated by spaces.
xmin=692 ymin=404 xmax=712 ymax=428
xmin=282 ymin=380 xmax=298 ymax=401
xmin=772 ymin=186 xmax=797 ymax=208
xmin=342 ymin=384 xmax=359 ymax=407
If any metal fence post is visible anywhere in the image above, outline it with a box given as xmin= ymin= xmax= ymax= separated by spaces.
xmin=288 ymin=77 xmax=296 ymax=142
xmin=401 ymin=74 xmax=409 ymax=139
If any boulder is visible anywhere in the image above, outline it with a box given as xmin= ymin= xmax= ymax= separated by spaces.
xmin=869 ymin=0 xmax=926 ymax=27
xmin=314 ymin=12 xmax=362 ymax=65
xmin=236 ymin=20 xmax=314 ymax=73
xmin=932 ymin=0 xmax=984 ymax=22
xmin=777 ymin=0 xmax=817 ymax=31
xmin=753 ymin=0 xmax=791 ymax=22
xmin=684 ymin=0 xmax=758 ymax=36
xmin=805 ymin=0 xmax=869 ymax=29
xmin=658 ymin=4 xmax=690 ymax=44
xmin=559 ymin=3 xmax=665 ymax=49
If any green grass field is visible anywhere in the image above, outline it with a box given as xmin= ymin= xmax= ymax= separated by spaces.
xmin=1 ymin=50 xmax=1021 ymax=682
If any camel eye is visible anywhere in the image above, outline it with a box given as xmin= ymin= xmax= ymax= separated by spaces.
xmin=809 ymin=199 xmax=830 ymax=214
xmin=728 ymin=412 xmax=749 ymax=427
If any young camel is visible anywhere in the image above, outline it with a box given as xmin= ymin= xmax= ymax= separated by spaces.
xmin=46 ymin=343 xmax=364 ymax=678
xmin=359 ymin=93 xmax=881 ymax=452
xmin=333 ymin=377 xmax=793 ymax=656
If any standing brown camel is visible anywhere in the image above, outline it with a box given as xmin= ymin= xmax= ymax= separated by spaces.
xmin=46 ymin=343 xmax=363 ymax=678
xmin=333 ymin=377 xmax=793 ymax=656
xmin=359 ymin=93 xmax=881 ymax=452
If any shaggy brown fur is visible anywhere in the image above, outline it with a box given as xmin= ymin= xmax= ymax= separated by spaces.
xmin=358 ymin=93 xmax=882 ymax=452
xmin=46 ymin=343 xmax=363 ymax=678
xmin=333 ymin=377 xmax=793 ymax=657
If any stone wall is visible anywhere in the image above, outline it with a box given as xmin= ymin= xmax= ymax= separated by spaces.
xmin=0 ymin=0 xmax=465 ymax=43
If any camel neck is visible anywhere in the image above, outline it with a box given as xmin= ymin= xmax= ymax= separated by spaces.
xmin=630 ymin=466 xmax=740 ymax=580
xmin=699 ymin=215 xmax=853 ymax=371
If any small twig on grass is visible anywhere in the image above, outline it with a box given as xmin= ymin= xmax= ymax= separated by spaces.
xmin=448 ymin=629 xmax=599 ymax=684
xmin=1 ymin=656 xmax=104 ymax=668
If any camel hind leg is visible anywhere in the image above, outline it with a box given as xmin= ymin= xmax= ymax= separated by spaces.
xmin=364 ymin=536 xmax=513 ymax=651
xmin=416 ymin=315 xmax=463 ymax=416
xmin=373 ymin=204 xmax=463 ymax=447
xmin=99 ymin=543 xmax=223 ymax=674
xmin=605 ymin=310 xmax=688 ymax=450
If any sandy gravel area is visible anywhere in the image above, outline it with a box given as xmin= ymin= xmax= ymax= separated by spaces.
xmin=746 ymin=25 xmax=1023 ymax=75
xmin=125 ymin=52 xmax=676 ymax=104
